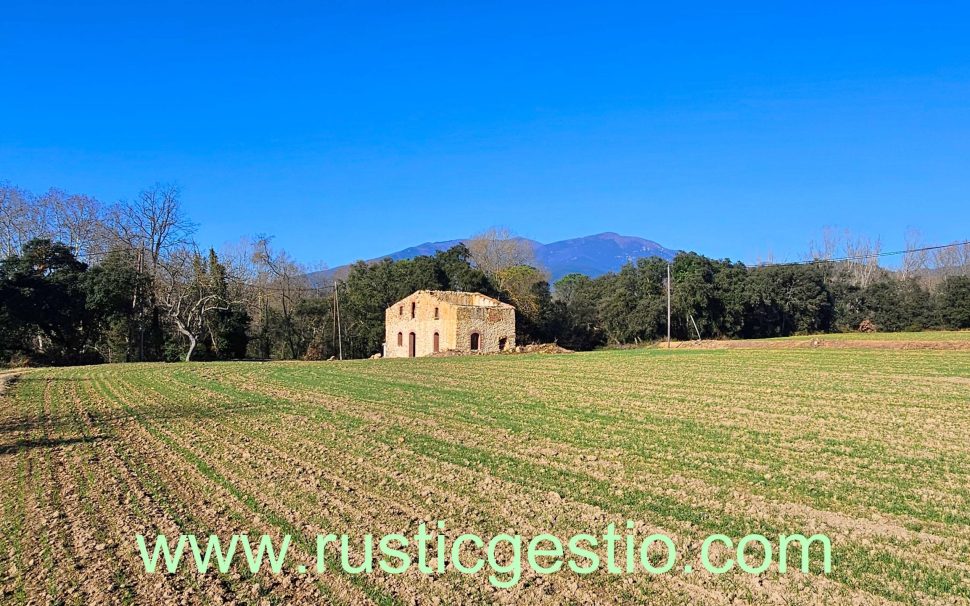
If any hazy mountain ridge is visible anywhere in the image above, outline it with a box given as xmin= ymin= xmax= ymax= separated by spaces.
xmin=310 ymin=232 xmax=677 ymax=284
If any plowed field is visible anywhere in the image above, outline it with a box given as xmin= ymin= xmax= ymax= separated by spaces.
xmin=2 ymin=336 xmax=969 ymax=604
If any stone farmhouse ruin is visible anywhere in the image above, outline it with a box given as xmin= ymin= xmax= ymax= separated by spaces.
xmin=384 ymin=290 xmax=516 ymax=357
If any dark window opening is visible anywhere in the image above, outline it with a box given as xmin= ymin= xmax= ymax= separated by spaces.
xmin=498 ymin=337 xmax=507 ymax=351
xmin=397 ymin=332 xmax=403 ymax=346
xmin=398 ymin=306 xmax=403 ymax=316
xmin=411 ymin=302 xmax=416 ymax=318
xmin=434 ymin=307 xmax=439 ymax=319
xmin=470 ymin=332 xmax=480 ymax=351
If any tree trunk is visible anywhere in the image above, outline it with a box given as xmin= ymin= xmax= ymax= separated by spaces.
xmin=172 ymin=317 xmax=197 ymax=362
xmin=185 ymin=333 xmax=197 ymax=363
xmin=207 ymin=323 xmax=221 ymax=358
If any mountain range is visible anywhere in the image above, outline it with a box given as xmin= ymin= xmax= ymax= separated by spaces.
xmin=310 ymin=232 xmax=677 ymax=284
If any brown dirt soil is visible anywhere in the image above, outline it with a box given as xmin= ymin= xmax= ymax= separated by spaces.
xmin=2 ymin=346 xmax=968 ymax=605
xmin=659 ymin=337 xmax=970 ymax=351
xmin=0 ymin=371 xmax=22 ymax=396
xmin=430 ymin=343 xmax=573 ymax=357
xmin=508 ymin=343 xmax=574 ymax=354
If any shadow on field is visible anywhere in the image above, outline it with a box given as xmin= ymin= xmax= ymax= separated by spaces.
xmin=0 ymin=404 xmax=266 ymax=437
xmin=2 ymin=374 xmax=280 ymax=437
xmin=0 ymin=434 xmax=109 ymax=455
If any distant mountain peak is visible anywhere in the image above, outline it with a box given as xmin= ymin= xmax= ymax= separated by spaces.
xmin=309 ymin=232 xmax=678 ymax=284
xmin=535 ymin=233 xmax=674 ymax=280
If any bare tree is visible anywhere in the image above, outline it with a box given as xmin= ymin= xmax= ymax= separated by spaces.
xmin=111 ymin=183 xmax=196 ymax=273
xmin=251 ymin=235 xmax=310 ymax=359
xmin=219 ymin=237 xmax=260 ymax=283
xmin=156 ymin=248 xmax=235 ymax=362
xmin=466 ymin=227 xmax=538 ymax=278
xmin=0 ymin=183 xmax=113 ymax=261
xmin=0 ymin=183 xmax=48 ymax=257
xmin=494 ymin=264 xmax=548 ymax=322
xmin=805 ymin=227 xmax=889 ymax=287
xmin=806 ymin=226 xmax=843 ymax=282
xmin=932 ymin=241 xmax=970 ymax=282
xmin=754 ymin=249 xmax=776 ymax=267
xmin=901 ymin=228 xmax=928 ymax=280
xmin=807 ymin=226 xmax=840 ymax=262
xmin=466 ymin=228 xmax=550 ymax=334
xmin=0 ymin=183 xmax=25 ymax=257
xmin=843 ymin=233 xmax=882 ymax=288
xmin=108 ymin=183 xmax=197 ymax=360
xmin=41 ymin=189 xmax=108 ymax=260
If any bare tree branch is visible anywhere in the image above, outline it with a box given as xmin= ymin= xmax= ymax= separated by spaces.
xmin=466 ymin=227 xmax=538 ymax=277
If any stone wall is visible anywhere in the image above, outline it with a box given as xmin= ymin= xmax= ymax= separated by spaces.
xmin=453 ymin=306 xmax=515 ymax=354
xmin=384 ymin=291 xmax=456 ymax=358
xmin=384 ymin=290 xmax=515 ymax=358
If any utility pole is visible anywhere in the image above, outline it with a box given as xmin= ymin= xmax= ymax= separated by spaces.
xmin=666 ymin=263 xmax=671 ymax=349
xmin=333 ymin=280 xmax=343 ymax=360
xmin=332 ymin=286 xmax=338 ymax=357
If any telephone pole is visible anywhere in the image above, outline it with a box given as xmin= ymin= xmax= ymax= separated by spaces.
xmin=666 ymin=263 xmax=671 ymax=349
xmin=333 ymin=280 xmax=343 ymax=360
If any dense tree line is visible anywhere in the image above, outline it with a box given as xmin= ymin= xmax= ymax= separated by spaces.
xmin=0 ymin=239 xmax=248 ymax=364
xmin=551 ymin=254 xmax=970 ymax=351
xmin=2 ymin=180 xmax=968 ymax=365
xmin=0 ymin=182 xmax=248 ymax=364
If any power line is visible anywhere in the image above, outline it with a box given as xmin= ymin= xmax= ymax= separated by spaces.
xmin=754 ymin=240 xmax=970 ymax=268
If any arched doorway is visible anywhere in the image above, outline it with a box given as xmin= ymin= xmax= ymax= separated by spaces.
xmin=408 ymin=332 xmax=416 ymax=357
xmin=433 ymin=332 xmax=440 ymax=353
xmin=470 ymin=332 xmax=480 ymax=351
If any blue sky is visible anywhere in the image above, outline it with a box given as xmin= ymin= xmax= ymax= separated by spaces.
xmin=2 ymin=1 xmax=968 ymax=268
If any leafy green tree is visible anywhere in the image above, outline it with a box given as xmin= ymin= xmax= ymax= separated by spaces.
xmin=553 ymin=273 xmax=605 ymax=349
xmin=712 ymin=261 xmax=748 ymax=338
xmin=341 ymin=259 xmax=408 ymax=358
xmin=494 ymin=265 xmax=549 ymax=340
xmin=0 ymin=239 xmax=90 ymax=363
xmin=937 ymin=276 xmax=970 ymax=329
xmin=197 ymin=249 xmax=250 ymax=359
xmin=507 ymin=272 xmax=558 ymax=343
xmin=671 ymin=253 xmax=720 ymax=339
xmin=829 ymin=280 xmax=866 ymax=332
xmin=84 ymin=248 xmax=151 ymax=362
xmin=743 ymin=264 xmax=832 ymax=337
xmin=294 ymin=297 xmax=335 ymax=360
xmin=434 ymin=244 xmax=494 ymax=294
xmin=594 ymin=259 xmax=667 ymax=345
xmin=860 ymin=278 xmax=933 ymax=332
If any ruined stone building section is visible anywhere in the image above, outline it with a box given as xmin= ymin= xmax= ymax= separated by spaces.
xmin=384 ymin=290 xmax=516 ymax=358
